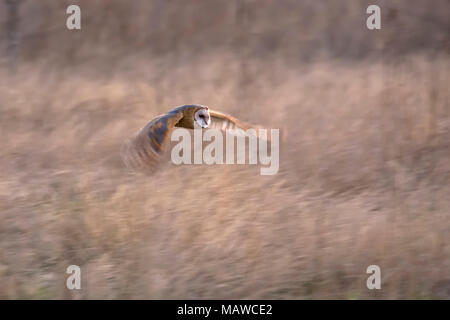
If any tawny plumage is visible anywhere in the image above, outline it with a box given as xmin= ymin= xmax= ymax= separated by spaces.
xmin=121 ymin=104 xmax=263 ymax=173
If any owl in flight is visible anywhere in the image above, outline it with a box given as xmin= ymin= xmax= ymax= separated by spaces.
xmin=121 ymin=104 xmax=264 ymax=173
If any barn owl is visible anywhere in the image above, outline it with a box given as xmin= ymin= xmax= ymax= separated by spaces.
xmin=121 ymin=104 xmax=265 ymax=172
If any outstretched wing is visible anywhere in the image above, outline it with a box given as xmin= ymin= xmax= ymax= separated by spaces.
xmin=121 ymin=109 xmax=184 ymax=173
xmin=208 ymin=110 xmax=252 ymax=131
xmin=209 ymin=110 xmax=269 ymax=141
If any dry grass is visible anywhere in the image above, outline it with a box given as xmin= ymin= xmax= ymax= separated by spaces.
xmin=0 ymin=0 xmax=449 ymax=299
xmin=0 ymin=53 xmax=448 ymax=299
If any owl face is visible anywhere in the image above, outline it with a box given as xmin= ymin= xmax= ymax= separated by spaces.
xmin=194 ymin=107 xmax=210 ymax=128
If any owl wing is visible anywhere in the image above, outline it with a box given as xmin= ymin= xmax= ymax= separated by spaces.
xmin=121 ymin=109 xmax=185 ymax=172
xmin=209 ymin=110 xmax=253 ymax=131
xmin=209 ymin=110 xmax=270 ymax=141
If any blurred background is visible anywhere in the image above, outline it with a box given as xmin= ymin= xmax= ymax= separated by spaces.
xmin=0 ymin=0 xmax=448 ymax=299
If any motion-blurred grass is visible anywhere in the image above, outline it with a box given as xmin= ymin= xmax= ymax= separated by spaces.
xmin=0 ymin=0 xmax=448 ymax=299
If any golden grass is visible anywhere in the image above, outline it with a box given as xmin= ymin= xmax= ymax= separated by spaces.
xmin=0 ymin=53 xmax=449 ymax=299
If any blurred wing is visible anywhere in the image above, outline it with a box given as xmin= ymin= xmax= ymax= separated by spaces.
xmin=209 ymin=110 xmax=270 ymax=141
xmin=121 ymin=110 xmax=184 ymax=173
xmin=209 ymin=110 xmax=252 ymax=131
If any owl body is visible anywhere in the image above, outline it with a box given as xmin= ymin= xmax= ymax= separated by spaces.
xmin=122 ymin=104 xmax=262 ymax=173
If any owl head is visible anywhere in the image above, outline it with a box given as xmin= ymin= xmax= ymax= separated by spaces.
xmin=193 ymin=106 xmax=211 ymax=129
